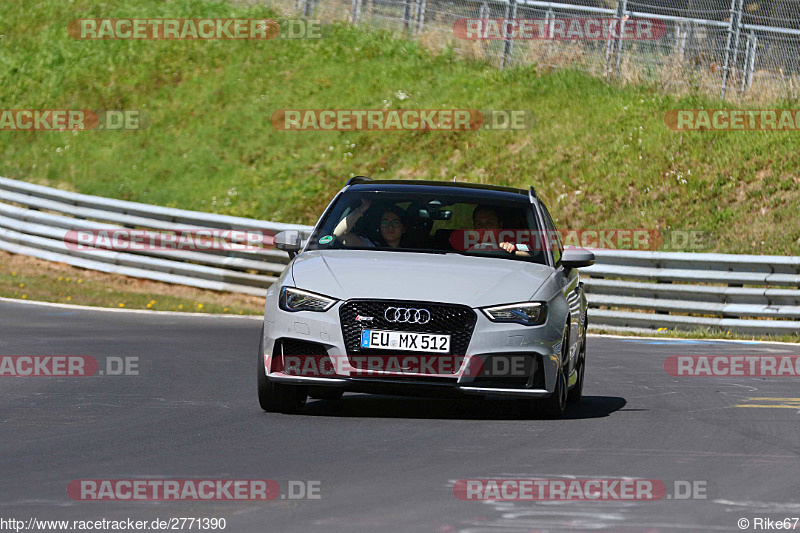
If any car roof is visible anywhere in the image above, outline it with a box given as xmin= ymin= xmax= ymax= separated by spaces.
xmin=346 ymin=179 xmax=531 ymax=198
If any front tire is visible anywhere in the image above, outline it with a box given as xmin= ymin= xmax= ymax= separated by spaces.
xmin=519 ymin=327 xmax=569 ymax=419
xmin=567 ymin=334 xmax=586 ymax=405
xmin=257 ymin=326 xmax=308 ymax=413
xmin=277 ymin=383 xmax=308 ymax=414
xmin=537 ymin=364 xmax=568 ymax=418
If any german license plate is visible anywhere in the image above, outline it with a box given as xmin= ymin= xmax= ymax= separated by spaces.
xmin=360 ymin=330 xmax=450 ymax=353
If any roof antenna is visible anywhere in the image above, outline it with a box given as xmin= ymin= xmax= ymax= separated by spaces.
xmin=453 ymin=176 xmax=457 ymax=182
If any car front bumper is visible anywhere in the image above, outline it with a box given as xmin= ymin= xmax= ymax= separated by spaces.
xmin=262 ymin=298 xmax=566 ymax=399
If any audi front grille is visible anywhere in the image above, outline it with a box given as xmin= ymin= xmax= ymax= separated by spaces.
xmin=339 ymin=300 xmax=477 ymax=362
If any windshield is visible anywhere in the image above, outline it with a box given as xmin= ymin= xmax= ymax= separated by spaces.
xmin=306 ymin=189 xmax=547 ymax=264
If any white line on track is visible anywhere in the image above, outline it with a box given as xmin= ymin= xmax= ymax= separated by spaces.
xmin=586 ymin=332 xmax=800 ymax=346
xmin=0 ymin=296 xmax=261 ymax=320
xmin=2 ymin=296 xmax=799 ymax=342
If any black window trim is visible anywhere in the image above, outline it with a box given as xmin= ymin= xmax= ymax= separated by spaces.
xmin=534 ymin=199 xmax=563 ymax=269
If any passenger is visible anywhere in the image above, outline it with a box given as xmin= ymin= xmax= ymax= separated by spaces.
xmin=472 ymin=205 xmax=531 ymax=257
xmin=334 ymin=200 xmax=408 ymax=248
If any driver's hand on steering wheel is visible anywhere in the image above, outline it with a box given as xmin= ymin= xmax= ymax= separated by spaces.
xmin=499 ymin=242 xmax=517 ymax=253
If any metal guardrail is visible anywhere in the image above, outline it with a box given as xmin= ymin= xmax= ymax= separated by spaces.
xmin=582 ymin=250 xmax=800 ymax=335
xmin=2 ymin=177 xmax=799 ymax=335
xmin=0 ymin=176 xmax=313 ymax=297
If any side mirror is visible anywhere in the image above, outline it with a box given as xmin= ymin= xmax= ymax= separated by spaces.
xmin=561 ymin=247 xmax=595 ymax=269
xmin=274 ymin=230 xmax=302 ymax=257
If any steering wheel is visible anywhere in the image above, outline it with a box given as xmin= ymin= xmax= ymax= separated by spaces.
xmin=466 ymin=242 xmax=501 ymax=252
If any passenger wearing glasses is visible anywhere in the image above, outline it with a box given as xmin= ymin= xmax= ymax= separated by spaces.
xmin=333 ymin=199 xmax=408 ymax=248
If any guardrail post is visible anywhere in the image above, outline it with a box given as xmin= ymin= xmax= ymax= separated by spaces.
xmin=721 ymin=0 xmax=742 ymax=99
xmin=351 ymin=0 xmax=362 ymax=23
xmin=739 ymin=31 xmax=751 ymax=94
xmin=296 ymin=0 xmax=314 ymax=17
xmin=740 ymin=31 xmax=757 ymax=95
xmin=614 ymin=0 xmax=628 ymax=75
xmin=500 ymin=0 xmax=517 ymax=69
xmin=747 ymin=32 xmax=757 ymax=91
xmin=606 ymin=0 xmax=626 ymax=79
xmin=403 ymin=0 xmax=413 ymax=32
xmin=478 ymin=1 xmax=490 ymax=58
xmin=414 ymin=0 xmax=426 ymax=33
xmin=604 ymin=10 xmax=614 ymax=76
xmin=676 ymin=20 xmax=690 ymax=60
xmin=729 ymin=0 xmax=744 ymax=89
xmin=303 ymin=0 xmax=314 ymax=18
xmin=682 ymin=21 xmax=691 ymax=58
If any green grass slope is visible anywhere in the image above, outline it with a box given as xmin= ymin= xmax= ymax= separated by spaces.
xmin=1 ymin=0 xmax=799 ymax=253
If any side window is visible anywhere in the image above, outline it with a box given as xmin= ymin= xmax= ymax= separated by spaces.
xmin=540 ymin=202 xmax=563 ymax=266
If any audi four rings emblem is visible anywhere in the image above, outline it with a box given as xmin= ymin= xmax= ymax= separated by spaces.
xmin=384 ymin=307 xmax=431 ymax=324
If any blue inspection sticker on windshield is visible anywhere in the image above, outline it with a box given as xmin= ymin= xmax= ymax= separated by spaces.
xmin=319 ymin=235 xmax=334 ymax=245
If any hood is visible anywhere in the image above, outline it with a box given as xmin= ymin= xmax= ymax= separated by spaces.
xmin=290 ymin=250 xmax=553 ymax=308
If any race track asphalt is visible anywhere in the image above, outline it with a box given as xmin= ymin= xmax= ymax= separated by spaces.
xmin=2 ymin=300 xmax=799 ymax=532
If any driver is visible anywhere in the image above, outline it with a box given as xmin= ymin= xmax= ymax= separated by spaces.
xmin=472 ymin=205 xmax=531 ymax=257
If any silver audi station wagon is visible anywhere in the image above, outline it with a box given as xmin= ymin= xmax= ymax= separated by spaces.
xmin=258 ymin=178 xmax=594 ymax=418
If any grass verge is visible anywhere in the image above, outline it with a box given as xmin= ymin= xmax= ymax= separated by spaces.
xmin=0 ymin=0 xmax=799 ymax=254
xmin=0 ymin=251 xmax=263 ymax=314
xmin=591 ymin=326 xmax=800 ymax=344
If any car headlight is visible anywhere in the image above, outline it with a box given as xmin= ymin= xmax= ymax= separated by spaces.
xmin=279 ymin=287 xmax=337 ymax=312
xmin=481 ymin=302 xmax=547 ymax=326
